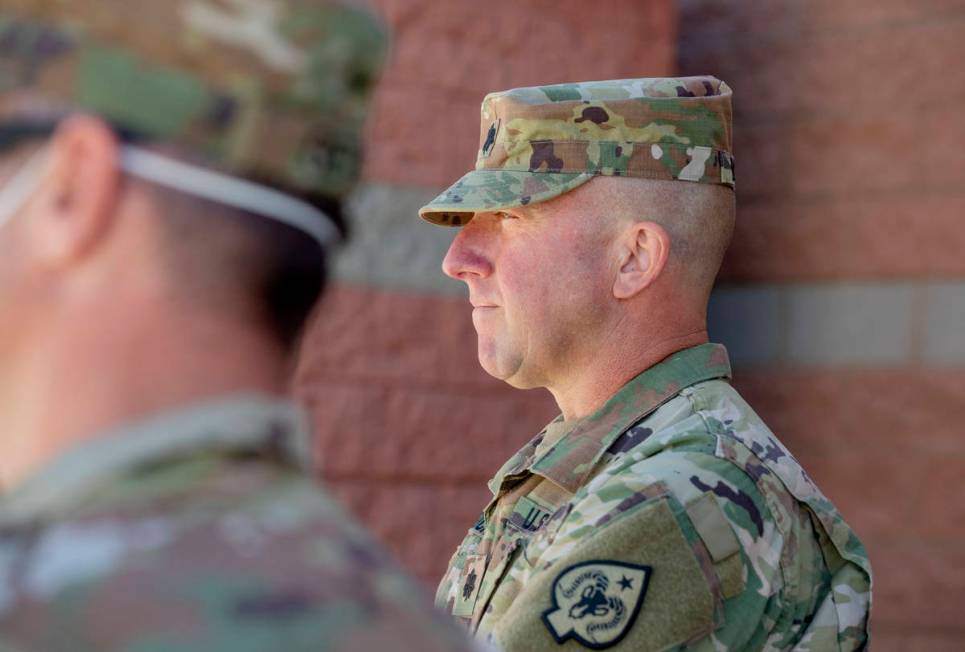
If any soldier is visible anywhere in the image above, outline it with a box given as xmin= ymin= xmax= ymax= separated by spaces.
xmin=419 ymin=77 xmax=872 ymax=650
xmin=0 ymin=1 xmax=472 ymax=650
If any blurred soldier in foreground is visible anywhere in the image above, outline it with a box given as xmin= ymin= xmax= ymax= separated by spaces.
xmin=420 ymin=77 xmax=872 ymax=650
xmin=0 ymin=1 xmax=470 ymax=650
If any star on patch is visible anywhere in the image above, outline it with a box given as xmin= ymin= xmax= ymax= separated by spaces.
xmin=617 ymin=575 xmax=633 ymax=591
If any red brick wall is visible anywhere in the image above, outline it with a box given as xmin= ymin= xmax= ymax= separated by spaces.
xmin=361 ymin=0 xmax=676 ymax=188
xmin=294 ymin=1 xmax=965 ymax=649
xmin=678 ymin=0 xmax=965 ymax=282
xmin=677 ymin=2 xmax=965 ymax=648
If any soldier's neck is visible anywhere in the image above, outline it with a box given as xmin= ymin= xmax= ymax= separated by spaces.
xmin=548 ymin=329 xmax=708 ymax=421
xmin=0 ymin=301 xmax=289 ymax=493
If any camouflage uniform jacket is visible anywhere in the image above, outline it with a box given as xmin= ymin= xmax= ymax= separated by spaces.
xmin=437 ymin=344 xmax=872 ymax=651
xmin=0 ymin=395 xmax=470 ymax=652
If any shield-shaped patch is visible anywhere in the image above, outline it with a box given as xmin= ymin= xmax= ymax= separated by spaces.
xmin=541 ymin=560 xmax=652 ymax=649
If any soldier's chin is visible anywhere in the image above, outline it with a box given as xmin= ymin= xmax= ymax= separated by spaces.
xmin=477 ymin=342 xmax=534 ymax=389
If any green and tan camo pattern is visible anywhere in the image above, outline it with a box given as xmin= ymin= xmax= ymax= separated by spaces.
xmin=0 ymin=0 xmax=386 ymax=200
xmin=0 ymin=398 xmax=470 ymax=652
xmin=437 ymin=344 xmax=872 ymax=651
xmin=420 ymin=76 xmax=735 ymax=226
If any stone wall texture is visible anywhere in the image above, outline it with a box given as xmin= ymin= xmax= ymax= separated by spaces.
xmin=293 ymin=1 xmax=965 ymax=649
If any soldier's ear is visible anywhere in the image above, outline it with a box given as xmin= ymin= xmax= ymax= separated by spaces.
xmin=612 ymin=221 xmax=669 ymax=300
xmin=26 ymin=114 xmax=120 ymax=268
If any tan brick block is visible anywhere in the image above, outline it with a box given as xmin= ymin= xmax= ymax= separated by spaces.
xmin=784 ymin=284 xmax=915 ymax=366
xmin=924 ymin=282 xmax=965 ymax=364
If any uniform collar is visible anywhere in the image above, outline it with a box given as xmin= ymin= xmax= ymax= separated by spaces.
xmin=488 ymin=343 xmax=732 ymax=498
xmin=0 ymin=394 xmax=312 ymax=525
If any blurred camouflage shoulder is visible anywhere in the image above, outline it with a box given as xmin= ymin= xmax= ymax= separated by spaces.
xmin=0 ymin=398 xmax=470 ymax=652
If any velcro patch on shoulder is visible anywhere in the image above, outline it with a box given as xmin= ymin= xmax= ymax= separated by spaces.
xmin=686 ymin=492 xmax=740 ymax=563
xmin=494 ymin=498 xmax=715 ymax=651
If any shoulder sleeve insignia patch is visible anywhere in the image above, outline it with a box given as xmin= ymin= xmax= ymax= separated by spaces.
xmin=541 ymin=560 xmax=652 ymax=649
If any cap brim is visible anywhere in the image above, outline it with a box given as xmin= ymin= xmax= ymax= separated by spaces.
xmin=418 ymin=169 xmax=594 ymax=226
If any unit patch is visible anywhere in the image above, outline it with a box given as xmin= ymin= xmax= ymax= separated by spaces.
xmin=541 ymin=560 xmax=651 ymax=649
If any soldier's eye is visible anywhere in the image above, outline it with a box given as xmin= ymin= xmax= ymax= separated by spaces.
xmin=496 ymin=211 xmax=519 ymax=220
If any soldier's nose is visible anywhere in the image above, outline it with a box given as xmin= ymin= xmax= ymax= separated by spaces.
xmin=442 ymin=223 xmax=493 ymax=281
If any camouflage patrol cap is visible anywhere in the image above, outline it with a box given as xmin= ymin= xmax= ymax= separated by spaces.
xmin=419 ymin=76 xmax=734 ymax=226
xmin=0 ymin=0 xmax=386 ymax=202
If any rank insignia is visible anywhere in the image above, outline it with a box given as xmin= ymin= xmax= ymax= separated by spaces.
xmin=481 ymin=118 xmax=500 ymax=158
xmin=462 ymin=567 xmax=478 ymax=602
xmin=541 ymin=560 xmax=652 ymax=649
xmin=453 ymin=555 xmax=486 ymax=618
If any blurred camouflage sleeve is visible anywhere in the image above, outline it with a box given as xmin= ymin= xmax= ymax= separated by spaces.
xmin=0 ymin=398 xmax=474 ymax=652
xmin=0 ymin=473 xmax=468 ymax=652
